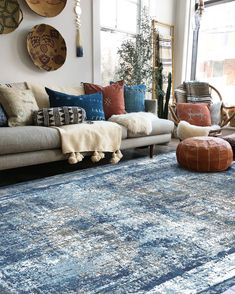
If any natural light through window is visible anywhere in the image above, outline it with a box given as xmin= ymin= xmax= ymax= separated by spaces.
xmin=196 ymin=1 xmax=235 ymax=105
xmin=100 ymin=0 xmax=139 ymax=84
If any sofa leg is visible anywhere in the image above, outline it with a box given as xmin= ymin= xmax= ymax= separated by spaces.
xmin=149 ymin=145 xmax=154 ymax=158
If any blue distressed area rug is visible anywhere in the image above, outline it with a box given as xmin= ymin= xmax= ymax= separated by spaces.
xmin=0 ymin=152 xmax=234 ymax=294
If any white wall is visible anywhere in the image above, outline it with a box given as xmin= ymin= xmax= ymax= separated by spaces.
xmin=0 ymin=0 xmax=93 ymax=85
xmin=0 ymin=0 xmax=188 ymax=88
xmin=149 ymin=0 xmax=176 ymax=25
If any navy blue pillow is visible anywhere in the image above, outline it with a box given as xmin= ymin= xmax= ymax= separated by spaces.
xmin=45 ymin=88 xmax=105 ymax=121
xmin=0 ymin=105 xmax=7 ymax=127
xmin=124 ymin=84 xmax=146 ymax=113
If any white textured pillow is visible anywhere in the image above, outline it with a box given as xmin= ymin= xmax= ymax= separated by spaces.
xmin=0 ymin=87 xmax=39 ymax=126
xmin=210 ymin=100 xmax=222 ymax=125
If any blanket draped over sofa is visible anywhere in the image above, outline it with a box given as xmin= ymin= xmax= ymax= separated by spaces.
xmin=55 ymin=121 xmax=123 ymax=164
xmin=108 ymin=112 xmax=158 ymax=135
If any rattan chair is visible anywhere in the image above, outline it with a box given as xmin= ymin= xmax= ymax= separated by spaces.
xmin=169 ymin=83 xmax=235 ymax=134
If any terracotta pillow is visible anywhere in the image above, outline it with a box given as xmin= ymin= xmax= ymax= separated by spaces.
xmin=176 ymin=103 xmax=211 ymax=126
xmin=83 ymin=81 xmax=125 ymax=119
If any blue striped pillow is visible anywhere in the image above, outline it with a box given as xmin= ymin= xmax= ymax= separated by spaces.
xmin=45 ymin=88 xmax=105 ymax=121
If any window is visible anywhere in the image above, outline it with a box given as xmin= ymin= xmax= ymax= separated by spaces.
xmin=193 ymin=0 xmax=235 ymax=104
xmin=100 ymin=0 xmax=141 ymax=84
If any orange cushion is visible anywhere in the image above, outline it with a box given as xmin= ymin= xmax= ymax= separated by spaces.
xmin=176 ymin=137 xmax=233 ymax=172
xmin=84 ymin=81 xmax=125 ymax=119
xmin=176 ymin=103 xmax=211 ymax=126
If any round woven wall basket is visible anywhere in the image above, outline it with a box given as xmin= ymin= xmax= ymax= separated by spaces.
xmin=25 ymin=0 xmax=67 ymax=17
xmin=27 ymin=24 xmax=67 ymax=71
xmin=0 ymin=0 xmax=23 ymax=34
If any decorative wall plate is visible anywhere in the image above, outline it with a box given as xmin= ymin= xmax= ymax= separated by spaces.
xmin=27 ymin=24 xmax=67 ymax=71
xmin=25 ymin=0 xmax=67 ymax=17
xmin=0 ymin=0 xmax=23 ymax=34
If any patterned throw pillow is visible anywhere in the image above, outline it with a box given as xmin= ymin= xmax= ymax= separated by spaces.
xmin=83 ymin=81 xmax=125 ymax=119
xmin=110 ymin=81 xmax=146 ymax=113
xmin=33 ymin=107 xmax=86 ymax=127
xmin=185 ymin=81 xmax=212 ymax=104
xmin=0 ymin=87 xmax=39 ymax=126
xmin=0 ymin=105 xmax=7 ymax=127
xmin=46 ymin=87 xmax=105 ymax=121
xmin=176 ymin=103 xmax=211 ymax=126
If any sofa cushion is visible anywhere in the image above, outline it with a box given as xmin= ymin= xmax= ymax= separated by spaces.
xmin=127 ymin=118 xmax=174 ymax=138
xmin=0 ymin=124 xmax=128 ymax=156
xmin=26 ymin=83 xmax=85 ymax=108
xmin=0 ymin=126 xmax=61 ymax=155
xmin=46 ymin=88 xmax=105 ymax=121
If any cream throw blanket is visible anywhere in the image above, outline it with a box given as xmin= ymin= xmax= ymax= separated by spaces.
xmin=55 ymin=121 xmax=123 ymax=164
xmin=109 ymin=112 xmax=158 ymax=135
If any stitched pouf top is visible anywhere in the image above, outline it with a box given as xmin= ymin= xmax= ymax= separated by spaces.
xmin=176 ymin=136 xmax=233 ymax=172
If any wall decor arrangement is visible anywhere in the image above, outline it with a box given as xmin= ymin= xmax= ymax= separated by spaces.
xmin=26 ymin=23 xmax=67 ymax=71
xmin=0 ymin=0 xmax=23 ymax=34
xmin=75 ymin=0 xmax=83 ymax=57
xmin=25 ymin=0 xmax=67 ymax=17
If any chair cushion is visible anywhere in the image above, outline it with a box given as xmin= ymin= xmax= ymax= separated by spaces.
xmin=176 ymin=103 xmax=211 ymax=126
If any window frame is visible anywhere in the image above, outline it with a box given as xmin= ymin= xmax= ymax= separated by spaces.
xmin=190 ymin=0 xmax=235 ymax=80
xmin=100 ymin=0 xmax=142 ymax=37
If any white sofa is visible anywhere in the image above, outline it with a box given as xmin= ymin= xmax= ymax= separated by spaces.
xmin=0 ymin=82 xmax=174 ymax=171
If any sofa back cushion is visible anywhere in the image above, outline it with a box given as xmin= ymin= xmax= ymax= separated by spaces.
xmin=27 ymin=83 xmax=85 ymax=108
xmin=83 ymin=81 xmax=125 ymax=119
xmin=176 ymin=103 xmax=211 ymax=126
xmin=0 ymin=87 xmax=39 ymax=126
xmin=46 ymin=87 xmax=105 ymax=121
xmin=33 ymin=106 xmax=86 ymax=127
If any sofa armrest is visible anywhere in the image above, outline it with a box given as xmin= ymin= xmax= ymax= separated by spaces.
xmin=145 ymin=99 xmax=157 ymax=114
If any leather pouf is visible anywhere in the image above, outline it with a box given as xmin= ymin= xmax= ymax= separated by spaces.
xmin=176 ymin=136 xmax=233 ymax=172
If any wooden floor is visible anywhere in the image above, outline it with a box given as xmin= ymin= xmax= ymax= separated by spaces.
xmin=0 ymin=139 xmax=179 ymax=187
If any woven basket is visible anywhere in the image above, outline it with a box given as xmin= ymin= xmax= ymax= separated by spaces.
xmin=0 ymin=0 xmax=23 ymax=34
xmin=27 ymin=24 xmax=67 ymax=71
xmin=25 ymin=0 xmax=67 ymax=17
